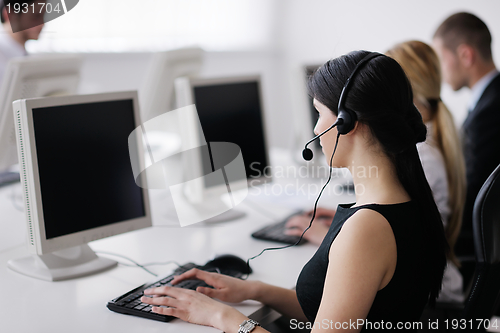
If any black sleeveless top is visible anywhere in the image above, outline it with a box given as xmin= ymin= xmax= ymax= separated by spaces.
xmin=296 ymin=202 xmax=433 ymax=331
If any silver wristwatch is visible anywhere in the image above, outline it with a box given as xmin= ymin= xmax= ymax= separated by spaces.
xmin=238 ymin=318 xmax=259 ymax=333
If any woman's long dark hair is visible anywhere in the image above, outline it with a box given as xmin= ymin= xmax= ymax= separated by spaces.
xmin=307 ymin=51 xmax=447 ymax=305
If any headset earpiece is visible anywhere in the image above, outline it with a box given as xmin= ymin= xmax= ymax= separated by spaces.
xmin=301 ymin=52 xmax=382 ymax=160
xmin=335 ymin=52 xmax=382 ymax=135
xmin=336 ymin=109 xmax=357 ymax=135
xmin=252 ymin=51 xmax=385 ymax=264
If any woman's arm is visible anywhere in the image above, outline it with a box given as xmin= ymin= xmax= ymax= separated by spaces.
xmin=285 ymin=207 xmax=336 ymax=245
xmin=251 ymin=281 xmax=308 ymax=322
xmin=311 ymin=209 xmax=397 ymax=332
xmin=169 ymin=268 xmax=308 ymax=321
xmin=141 ymin=270 xmax=307 ymax=332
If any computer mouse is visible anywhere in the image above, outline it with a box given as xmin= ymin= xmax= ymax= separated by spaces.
xmin=203 ymin=254 xmax=252 ymax=275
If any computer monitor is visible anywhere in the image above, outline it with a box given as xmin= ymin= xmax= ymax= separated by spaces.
xmin=139 ymin=47 xmax=204 ymax=123
xmin=174 ymin=75 xmax=271 ymax=223
xmin=7 ymin=91 xmax=151 ymax=281
xmin=137 ymin=48 xmax=204 ymax=168
xmin=304 ymin=64 xmax=321 ymax=150
xmin=299 ymin=64 xmax=353 ymax=182
xmin=0 ymin=54 xmax=83 ymax=173
xmin=287 ymin=63 xmax=324 ymax=165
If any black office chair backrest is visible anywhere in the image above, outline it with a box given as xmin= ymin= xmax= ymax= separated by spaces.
xmin=463 ymin=163 xmax=500 ymax=321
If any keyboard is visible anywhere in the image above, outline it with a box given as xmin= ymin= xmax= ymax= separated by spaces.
xmin=107 ymin=260 xmax=246 ymax=322
xmin=251 ymin=211 xmax=307 ymax=245
xmin=0 ymin=171 xmax=20 ymax=187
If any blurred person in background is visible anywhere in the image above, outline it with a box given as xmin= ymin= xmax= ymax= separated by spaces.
xmin=0 ymin=0 xmax=45 ymax=81
xmin=433 ymin=12 xmax=500 ymax=262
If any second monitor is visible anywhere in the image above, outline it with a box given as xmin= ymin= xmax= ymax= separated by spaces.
xmin=175 ymin=75 xmax=271 ymax=223
xmin=0 ymin=54 xmax=82 ymax=173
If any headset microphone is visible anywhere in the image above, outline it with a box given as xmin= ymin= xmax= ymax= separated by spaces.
xmin=245 ymin=52 xmax=384 ymax=271
xmin=302 ymin=119 xmax=343 ymax=161
xmin=301 ymin=52 xmax=382 ymax=162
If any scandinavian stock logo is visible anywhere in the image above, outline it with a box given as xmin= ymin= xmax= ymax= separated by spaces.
xmin=128 ymin=105 xmax=248 ymax=227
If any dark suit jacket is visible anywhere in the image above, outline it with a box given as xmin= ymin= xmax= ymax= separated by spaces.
xmin=459 ymin=73 xmax=500 ymax=256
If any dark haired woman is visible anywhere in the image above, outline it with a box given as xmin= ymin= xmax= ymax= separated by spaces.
xmin=140 ymin=51 xmax=447 ymax=332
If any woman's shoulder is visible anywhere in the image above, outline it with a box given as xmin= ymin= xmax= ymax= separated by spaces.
xmin=336 ymin=208 xmax=396 ymax=249
xmin=342 ymin=201 xmax=420 ymax=232
xmin=328 ymin=207 xmax=398 ymax=288
xmin=333 ymin=201 xmax=418 ymax=249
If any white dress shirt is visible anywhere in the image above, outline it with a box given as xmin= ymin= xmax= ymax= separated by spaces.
xmin=468 ymin=68 xmax=499 ymax=112
xmin=417 ymin=123 xmax=464 ymax=303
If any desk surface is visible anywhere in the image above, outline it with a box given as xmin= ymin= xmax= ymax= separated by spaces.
xmin=0 ymin=149 xmax=355 ymax=333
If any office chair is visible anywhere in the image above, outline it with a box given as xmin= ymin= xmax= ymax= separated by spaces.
xmin=420 ymin=163 xmax=500 ymax=331
xmin=462 ymin=162 xmax=500 ymax=322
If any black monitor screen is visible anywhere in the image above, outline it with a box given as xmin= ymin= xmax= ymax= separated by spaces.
xmin=193 ymin=80 xmax=269 ymax=186
xmin=32 ymin=99 xmax=145 ymax=240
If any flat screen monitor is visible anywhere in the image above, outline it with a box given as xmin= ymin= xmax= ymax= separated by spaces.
xmin=0 ymin=54 xmax=82 ymax=173
xmin=139 ymin=47 xmax=204 ymax=123
xmin=7 ymin=91 xmax=151 ymax=281
xmin=180 ymin=75 xmax=270 ymax=192
xmin=174 ymin=75 xmax=270 ymax=224
xmin=195 ymin=77 xmax=269 ymax=185
xmin=137 ymin=48 xmax=204 ymax=169
xmin=304 ymin=65 xmax=321 ymax=150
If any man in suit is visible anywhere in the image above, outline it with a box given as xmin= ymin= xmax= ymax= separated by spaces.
xmin=433 ymin=12 xmax=500 ymax=259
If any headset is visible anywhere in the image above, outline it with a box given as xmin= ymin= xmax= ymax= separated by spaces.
xmin=302 ymin=52 xmax=383 ymax=160
xmin=246 ymin=52 xmax=384 ymax=271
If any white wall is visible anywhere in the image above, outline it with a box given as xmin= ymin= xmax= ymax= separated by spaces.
xmin=276 ymin=0 xmax=500 ymax=135
xmin=74 ymin=1 xmax=500 ymax=150
xmin=27 ymin=0 xmax=277 ymax=53
xmin=77 ymin=53 xmax=152 ymax=95
xmin=76 ymin=51 xmax=284 ymax=149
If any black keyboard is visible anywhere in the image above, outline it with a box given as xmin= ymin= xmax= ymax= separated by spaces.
xmin=251 ymin=211 xmax=307 ymax=245
xmin=107 ymin=261 xmax=246 ymax=322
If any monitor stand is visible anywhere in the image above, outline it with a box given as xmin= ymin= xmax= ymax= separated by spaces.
xmin=7 ymin=244 xmax=117 ymax=281
xmin=201 ymin=207 xmax=246 ymax=224
xmin=167 ymin=186 xmax=246 ymax=226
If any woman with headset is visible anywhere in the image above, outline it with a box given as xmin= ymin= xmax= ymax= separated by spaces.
xmin=287 ymin=41 xmax=466 ymax=303
xmin=140 ymin=51 xmax=447 ymax=332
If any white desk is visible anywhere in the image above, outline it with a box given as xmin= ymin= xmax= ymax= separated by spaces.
xmin=0 ymin=148 xmax=355 ymax=333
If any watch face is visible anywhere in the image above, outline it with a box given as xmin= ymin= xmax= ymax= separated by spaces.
xmin=239 ymin=319 xmax=258 ymax=332
xmin=242 ymin=322 xmax=253 ymax=329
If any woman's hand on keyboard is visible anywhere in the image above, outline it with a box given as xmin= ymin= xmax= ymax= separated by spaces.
xmin=141 ymin=283 xmax=250 ymax=331
xmin=171 ymin=268 xmax=256 ymax=303
xmin=284 ymin=207 xmax=336 ymax=245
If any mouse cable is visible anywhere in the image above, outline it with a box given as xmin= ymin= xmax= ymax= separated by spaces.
xmin=243 ymin=132 xmax=341 ymax=278
xmin=94 ymin=250 xmax=181 ymax=277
